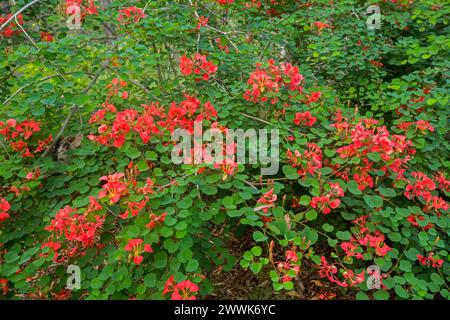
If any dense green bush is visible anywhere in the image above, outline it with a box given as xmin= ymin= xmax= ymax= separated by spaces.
xmin=0 ymin=0 xmax=448 ymax=300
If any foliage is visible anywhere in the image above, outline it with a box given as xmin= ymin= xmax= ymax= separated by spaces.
xmin=0 ymin=0 xmax=448 ymax=300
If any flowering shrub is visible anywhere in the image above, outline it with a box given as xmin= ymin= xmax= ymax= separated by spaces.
xmin=0 ymin=0 xmax=448 ymax=301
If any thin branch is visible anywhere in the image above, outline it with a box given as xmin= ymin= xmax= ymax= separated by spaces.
xmin=0 ymin=0 xmax=42 ymax=32
xmin=40 ymin=64 xmax=107 ymax=158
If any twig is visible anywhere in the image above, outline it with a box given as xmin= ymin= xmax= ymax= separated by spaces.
xmin=0 ymin=0 xmax=42 ymax=32
xmin=40 ymin=64 xmax=107 ymax=158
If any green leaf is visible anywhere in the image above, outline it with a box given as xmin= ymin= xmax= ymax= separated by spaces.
xmin=347 ymin=180 xmax=362 ymax=195
xmin=253 ymin=231 xmax=268 ymax=242
xmin=305 ymin=210 xmax=318 ymax=221
xmin=336 ymin=231 xmax=351 ymax=241
xmin=251 ymin=246 xmax=262 ymax=257
xmin=394 ymin=284 xmax=410 ymax=299
xmin=356 ymin=292 xmax=370 ymax=300
xmin=399 ymin=260 xmax=412 ymax=272
xmin=368 ymin=152 xmax=381 ymax=162
xmin=282 ymin=165 xmax=299 ymax=180
xmin=177 ymin=197 xmax=193 ymax=209
xmin=126 ymin=147 xmax=141 ymax=159
xmin=378 ymin=187 xmax=396 ymax=198
xmin=90 ymin=278 xmax=103 ymax=290
xmin=186 ymin=259 xmax=199 ymax=272
xmin=250 ymin=262 xmax=262 ymax=274
xmin=364 ymin=195 xmax=383 ymax=208
xmin=405 ymin=248 xmax=420 ymax=261
xmin=153 ymin=251 xmax=167 ymax=269
xmin=144 ymin=151 xmax=158 ymax=161
xmin=373 ymin=290 xmax=390 ymax=300
xmin=143 ymin=273 xmax=157 ymax=288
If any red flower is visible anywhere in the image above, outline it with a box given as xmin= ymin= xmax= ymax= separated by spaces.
xmin=146 ymin=212 xmax=167 ymax=230
xmin=171 ymin=280 xmax=199 ymax=300
xmin=117 ymin=6 xmax=146 ymax=24
xmin=404 ymin=172 xmax=436 ymax=202
xmin=216 ymin=0 xmax=234 ymax=4
xmin=179 ymin=54 xmax=218 ymax=81
xmin=124 ymin=238 xmax=153 ymax=265
xmin=0 ymin=279 xmax=9 ymax=295
xmin=86 ymin=196 xmax=103 ymax=214
xmin=293 ymin=111 xmax=316 ymax=127
xmin=306 ymin=91 xmax=321 ymax=104
xmin=0 ymin=198 xmax=10 ymax=223
xmin=197 ymin=16 xmax=208 ymax=30
xmin=415 ymin=120 xmax=434 ymax=132
xmin=163 ymin=275 xmax=175 ymax=296
xmin=40 ymin=32 xmax=54 ymax=42
xmin=286 ymin=143 xmax=322 ymax=179
xmin=276 ymin=250 xmax=300 ymax=282
xmin=98 ymin=172 xmax=128 ymax=204
xmin=163 ymin=277 xmax=200 ymax=300
xmin=15 ymin=120 xmax=41 ymax=140
xmin=44 ymin=205 xmax=104 ymax=261
xmin=138 ymin=178 xmax=154 ymax=195
xmin=313 ymin=21 xmax=330 ymax=32
xmin=417 ymin=253 xmax=443 ymax=269
xmin=310 ymin=196 xmax=332 ymax=214
xmin=256 ymin=188 xmax=277 ymax=213
xmin=41 ymin=241 xmax=62 ymax=262
xmin=119 ymin=197 xmax=148 ymax=219
xmin=180 ymin=55 xmax=194 ymax=75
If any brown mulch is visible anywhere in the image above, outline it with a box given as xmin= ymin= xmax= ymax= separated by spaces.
xmin=204 ymin=225 xmax=350 ymax=300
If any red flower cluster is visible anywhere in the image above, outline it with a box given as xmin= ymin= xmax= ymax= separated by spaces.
xmin=305 ymin=91 xmax=321 ymax=104
xmin=216 ymin=0 xmax=234 ymax=4
xmin=197 ymin=16 xmax=208 ymax=30
xmin=397 ymin=120 xmax=434 ymax=133
xmin=404 ymin=172 xmax=448 ymax=215
xmin=215 ymin=37 xmax=230 ymax=53
xmin=64 ymin=0 xmax=98 ymax=17
xmin=180 ymin=53 xmax=218 ymax=81
xmin=293 ymin=111 xmax=316 ymax=127
xmin=89 ymin=95 xmax=218 ymax=147
xmin=98 ymin=173 xmax=129 ymax=204
xmin=0 ymin=198 xmax=10 ymax=223
xmin=146 ymin=212 xmax=167 ymax=230
xmin=119 ymin=197 xmax=148 ymax=219
xmin=286 ymin=143 xmax=322 ymax=178
xmin=332 ymin=115 xmax=415 ymax=185
xmin=276 ymin=250 xmax=300 ymax=282
xmin=256 ymin=188 xmax=277 ymax=213
xmin=243 ymin=60 xmax=304 ymax=104
xmin=0 ymin=278 xmax=8 ymax=295
xmin=310 ymin=182 xmax=344 ymax=214
xmin=117 ymin=6 xmax=146 ymax=24
xmin=313 ymin=21 xmax=330 ymax=32
xmin=407 ymin=214 xmax=434 ymax=231
xmin=417 ymin=253 xmax=443 ymax=269
xmin=318 ymin=256 xmax=365 ymax=288
xmin=105 ymin=78 xmax=128 ymax=103
xmin=124 ymin=238 xmax=153 ymax=265
xmin=0 ymin=118 xmax=52 ymax=157
xmin=163 ymin=276 xmax=199 ymax=300
xmin=0 ymin=14 xmax=23 ymax=38
xmin=40 ymin=31 xmax=54 ymax=42
xmin=43 ymin=204 xmax=104 ymax=262
xmin=341 ymin=218 xmax=392 ymax=259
